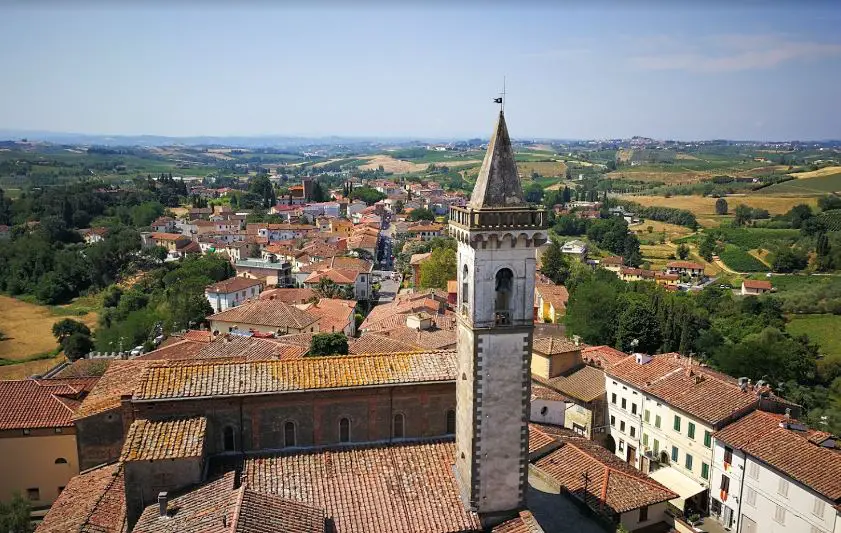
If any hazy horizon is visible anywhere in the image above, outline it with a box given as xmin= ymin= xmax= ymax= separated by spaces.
xmin=1 ymin=2 xmax=840 ymax=141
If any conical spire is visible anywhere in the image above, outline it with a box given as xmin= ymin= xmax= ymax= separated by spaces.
xmin=468 ymin=111 xmax=525 ymax=209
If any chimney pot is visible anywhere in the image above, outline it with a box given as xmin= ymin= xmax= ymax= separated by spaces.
xmin=158 ymin=492 xmax=168 ymax=518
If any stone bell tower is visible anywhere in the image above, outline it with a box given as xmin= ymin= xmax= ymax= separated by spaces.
xmin=448 ymin=111 xmax=548 ymax=525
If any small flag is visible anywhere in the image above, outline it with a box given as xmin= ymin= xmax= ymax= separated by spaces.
xmin=493 ymin=97 xmax=503 ymax=103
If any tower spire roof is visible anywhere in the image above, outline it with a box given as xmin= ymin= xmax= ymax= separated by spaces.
xmin=468 ymin=111 xmax=525 ymax=209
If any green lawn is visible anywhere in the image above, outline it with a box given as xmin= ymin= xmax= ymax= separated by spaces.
xmin=787 ymin=314 xmax=841 ymax=359
xmin=719 ymin=245 xmax=768 ymax=272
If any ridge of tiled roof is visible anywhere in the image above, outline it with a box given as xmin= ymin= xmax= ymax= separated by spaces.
xmin=0 ymin=378 xmax=99 ymax=430
xmin=73 ymin=360 xmax=153 ymax=420
xmin=714 ymin=410 xmax=841 ymax=501
xmin=121 ymin=417 xmax=207 ymax=462
xmin=208 ymin=299 xmax=319 ymax=330
xmin=259 ymin=287 xmax=317 ymax=303
xmin=534 ymin=438 xmax=678 ymax=514
xmin=347 ymin=334 xmax=423 ymax=355
xmin=36 ymin=463 xmax=126 ymax=533
xmin=606 ymin=354 xmax=759 ymax=426
xmin=547 ymin=365 xmax=606 ymax=403
xmin=532 ymin=334 xmax=579 ymax=355
xmin=239 ymin=439 xmax=481 ymax=533
xmin=134 ymin=351 xmax=457 ymax=401
xmin=580 ymin=345 xmax=629 ymax=368
xmin=205 ymin=277 xmax=263 ymax=294
xmin=492 ymin=510 xmax=545 ymax=533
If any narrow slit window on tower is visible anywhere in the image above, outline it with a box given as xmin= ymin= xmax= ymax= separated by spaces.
xmin=339 ymin=417 xmax=351 ymax=443
xmin=223 ymin=426 xmax=236 ymax=452
xmin=446 ymin=409 xmax=456 ymax=434
xmin=393 ymin=413 xmax=405 ymax=439
xmin=462 ymin=264 xmax=469 ymax=304
xmin=494 ymin=268 xmax=513 ymax=325
xmin=284 ymin=421 xmax=296 ymax=447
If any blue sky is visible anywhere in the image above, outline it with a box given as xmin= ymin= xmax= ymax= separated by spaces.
xmin=1 ymin=2 xmax=839 ymax=140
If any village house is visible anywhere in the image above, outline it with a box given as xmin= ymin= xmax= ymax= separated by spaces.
xmin=208 ymin=298 xmax=320 ymax=335
xmin=600 ymin=255 xmax=624 ymax=273
xmin=78 ymin=227 xmax=108 ymax=244
xmin=150 ymin=216 xmax=176 ymax=233
xmin=204 ymin=277 xmax=263 ymax=313
xmin=0 ymin=377 xmax=99 ymax=514
xmin=235 ymin=257 xmax=293 ymax=287
xmin=560 ymin=239 xmax=588 ymax=259
xmin=531 ymin=429 xmax=679 ymax=532
xmin=534 ymin=282 xmax=569 ymax=323
xmin=141 ymin=232 xmax=191 ymax=252
xmin=605 ymin=353 xmax=793 ymax=518
xmin=710 ymin=409 xmax=841 ymax=533
xmin=409 ymin=252 xmax=431 ymax=286
xmin=741 ymin=279 xmax=772 ymax=295
xmin=665 ymin=260 xmax=706 ymax=278
xmin=405 ymin=221 xmax=444 ymax=241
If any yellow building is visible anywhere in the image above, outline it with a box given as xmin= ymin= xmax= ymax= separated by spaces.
xmin=0 ymin=377 xmax=99 ymax=515
xmin=534 ymin=282 xmax=569 ymax=323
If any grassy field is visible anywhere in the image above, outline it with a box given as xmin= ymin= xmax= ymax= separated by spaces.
xmin=0 ymin=295 xmax=98 ymax=362
xmin=518 ymin=161 xmax=567 ymax=178
xmin=712 ymin=227 xmax=800 ymax=249
xmin=360 ymin=155 xmax=480 ymax=173
xmin=787 ymin=314 xmax=841 ymax=359
xmin=790 ymin=166 xmax=841 ymax=179
xmin=622 ymin=194 xmax=819 ymax=226
xmin=758 ymin=172 xmax=841 ymax=195
xmin=631 ymin=220 xmax=693 ymax=243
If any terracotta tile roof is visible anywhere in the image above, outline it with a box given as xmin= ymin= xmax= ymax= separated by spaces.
xmin=743 ymin=279 xmax=772 ymax=290
xmin=531 ymin=379 xmax=570 ymax=403
xmin=182 ymin=329 xmax=213 ymax=343
xmin=259 ymin=287 xmax=317 ymax=303
xmin=534 ymin=438 xmax=678 ymax=514
xmin=547 ymin=365 xmax=606 ymax=403
xmin=137 ymin=339 xmax=206 ymax=361
xmin=196 ymin=336 xmax=307 ymax=361
xmin=600 ymin=256 xmax=624 ymax=266
xmin=205 ymin=277 xmax=263 ymax=294
xmin=714 ymin=410 xmax=841 ymax=501
xmin=150 ymin=232 xmax=188 ymax=241
xmin=581 ymin=345 xmax=629 ymax=368
xmin=529 ymin=424 xmax=559 ymax=454
xmin=209 ymin=299 xmax=319 ymax=331
xmin=121 ymin=417 xmax=207 ymax=462
xmin=607 ymin=354 xmax=759 ymax=426
xmin=73 ymin=360 xmax=153 ymax=420
xmin=240 ymin=440 xmax=481 ymax=533
xmin=347 ymin=334 xmax=422 ymax=355
xmin=134 ymin=351 xmax=457 ymax=401
xmin=52 ymin=359 xmax=113 ymax=378
xmin=534 ymin=283 xmax=569 ymax=310
xmin=0 ymin=378 xmax=99 ymax=429
xmin=409 ymin=252 xmax=432 ymax=265
xmin=36 ymin=463 xmax=126 ymax=533
xmin=370 ymin=325 xmax=457 ymax=351
xmin=492 ymin=511 xmax=545 ymax=533
xmin=301 ymin=298 xmax=356 ymax=334
xmin=134 ymin=471 xmax=324 ymax=533
xmin=532 ymin=335 xmax=579 ymax=355
xmin=303 ymin=268 xmax=358 ymax=285
xmin=360 ymin=295 xmax=449 ymax=331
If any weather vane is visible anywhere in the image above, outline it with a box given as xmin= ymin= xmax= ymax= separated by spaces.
xmin=493 ymin=76 xmax=506 ymax=112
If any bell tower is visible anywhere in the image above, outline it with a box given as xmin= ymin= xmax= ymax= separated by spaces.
xmin=449 ymin=111 xmax=548 ymax=525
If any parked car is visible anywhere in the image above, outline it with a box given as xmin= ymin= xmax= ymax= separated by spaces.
xmin=130 ymin=345 xmax=144 ymax=356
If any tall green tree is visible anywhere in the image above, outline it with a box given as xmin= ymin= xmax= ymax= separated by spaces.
xmin=714 ymin=198 xmax=728 ymax=215
xmin=540 ymin=240 xmax=570 ymax=285
xmin=309 ymin=333 xmax=349 ymax=356
xmin=565 ymin=276 xmax=622 ymax=345
xmin=616 ymin=295 xmax=661 ymax=353
xmin=419 ymin=247 xmax=456 ymax=290
xmin=0 ymin=492 xmax=34 ymax=533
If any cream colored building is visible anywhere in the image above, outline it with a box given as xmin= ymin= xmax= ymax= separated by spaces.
xmin=0 ymin=378 xmax=99 ymax=514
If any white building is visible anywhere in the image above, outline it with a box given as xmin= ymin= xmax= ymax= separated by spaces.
xmin=560 ymin=239 xmax=588 ymax=258
xmin=710 ymin=409 xmax=841 ymax=533
xmin=204 ymin=277 xmax=264 ymax=313
xmin=605 ymin=353 xmax=785 ymax=517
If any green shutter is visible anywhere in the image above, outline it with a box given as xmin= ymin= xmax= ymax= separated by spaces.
xmin=704 ymin=431 xmax=712 ymax=447
xmin=653 ymin=439 xmax=659 ymax=453
xmin=674 ymin=415 xmax=681 ymax=432
xmin=701 ymin=462 xmax=710 ymax=480
xmin=671 ymin=446 xmax=678 ymax=462
xmin=644 ymin=410 xmax=650 ymax=423
xmin=643 ymin=433 xmax=649 ymax=446
xmin=685 ymin=453 xmax=693 ymax=470
xmin=655 ymin=415 xmax=661 ymax=428
xmin=688 ymin=422 xmax=696 ymax=439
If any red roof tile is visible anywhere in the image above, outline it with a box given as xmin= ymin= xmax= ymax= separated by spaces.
xmin=73 ymin=360 xmax=153 ymax=420
xmin=240 ymin=440 xmax=481 ymax=533
xmin=259 ymin=287 xmax=318 ymax=303
xmin=534 ymin=438 xmax=677 ymax=514
xmin=743 ymin=279 xmax=772 ymax=290
xmin=0 ymin=378 xmax=99 ymax=429
xmin=209 ymin=299 xmax=319 ymax=331
xmin=547 ymin=365 xmax=605 ymax=403
xmin=205 ymin=277 xmax=263 ymax=294
xmin=607 ymin=354 xmax=759 ymax=426
xmin=581 ymin=345 xmax=629 ymax=368
xmin=714 ymin=410 xmax=841 ymax=501
xmin=121 ymin=417 xmax=207 ymax=462
xmin=492 ymin=511 xmax=545 ymax=533
xmin=36 ymin=463 xmax=126 ymax=533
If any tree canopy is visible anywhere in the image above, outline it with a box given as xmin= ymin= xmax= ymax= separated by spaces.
xmin=309 ymin=333 xmax=349 ymax=356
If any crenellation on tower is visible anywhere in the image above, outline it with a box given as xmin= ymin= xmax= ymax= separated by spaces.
xmin=450 ymin=110 xmax=548 ymax=527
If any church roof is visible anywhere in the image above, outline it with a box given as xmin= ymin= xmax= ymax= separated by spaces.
xmin=469 ymin=111 xmax=525 ymax=209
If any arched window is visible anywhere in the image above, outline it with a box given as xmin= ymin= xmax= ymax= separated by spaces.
xmin=223 ymin=426 xmax=236 ymax=452
xmin=284 ymin=421 xmax=296 ymax=447
xmin=495 ymin=268 xmax=513 ymax=325
xmin=339 ymin=417 xmax=351 ymax=443
xmin=461 ymin=264 xmax=469 ymax=304
xmin=393 ymin=414 xmax=405 ymax=439
xmin=446 ymin=409 xmax=456 ymax=435
xmin=54 ymin=458 xmax=68 ymax=465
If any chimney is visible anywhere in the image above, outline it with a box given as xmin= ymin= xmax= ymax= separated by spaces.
xmin=158 ymin=492 xmax=168 ymax=518
xmin=785 ymin=407 xmax=792 ymax=419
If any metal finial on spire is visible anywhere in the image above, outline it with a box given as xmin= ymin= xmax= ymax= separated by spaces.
xmin=493 ymin=76 xmax=506 ymax=112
